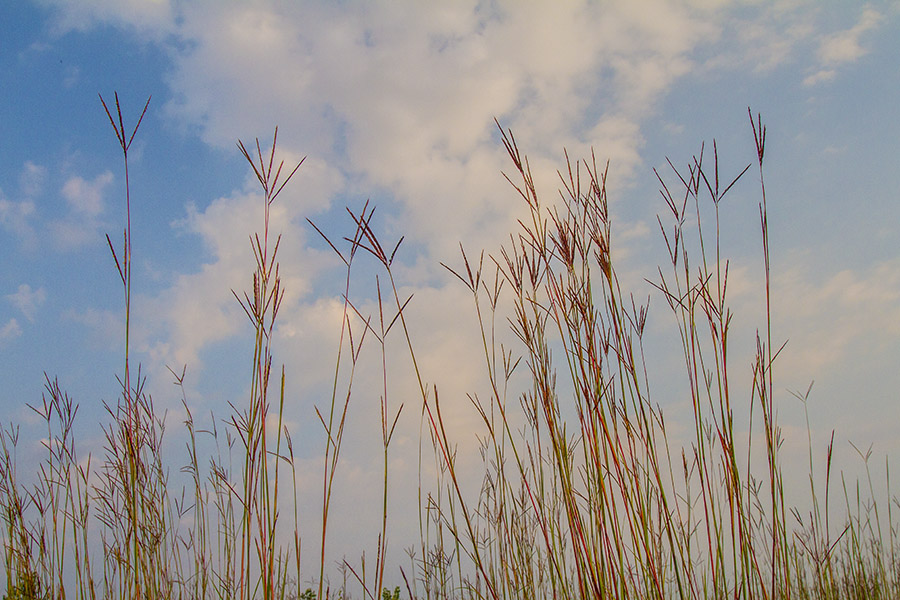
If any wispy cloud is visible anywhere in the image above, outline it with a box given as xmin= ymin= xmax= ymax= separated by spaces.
xmin=49 ymin=170 xmax=113 ymax=249
xmin=0 ymin=192 xmax=37 ymax=245
xmin=35 ymin=0 xmax=175 ymax=39
xmin=818 ymin=7 xmax=881 ymax=65
xmin=3 ymin=163 xmax=113 ymax=251
xmin=804 ymin=6 xmax=882 ymax=86
xmin=0 ymin=161 xmax=50 ymax=247
xmin=19 ymin=161 xmax=47 ymax=197
xmin=141 ymin=164 xmax=341 ymax=373
xmin=0 ymin=319 xmax=21 ymax=343
xmin=775 ymin=257 xmax=900 ymax=374
xmin=61 ymin=171 xmax=112 ymax=217
xmin=5 ymin=284 xmax=47 ymax=323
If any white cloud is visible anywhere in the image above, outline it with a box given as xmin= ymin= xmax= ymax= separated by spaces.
xmin=805 ymin=6 xmax=882 ymax=86
xmin=61 ymin=171 xmax=113 ymax=216
xmin=774 ymin=258 xmax=900 ymax=376
xmin=36 ymin=0 xmax=175 ymax=39
xmin=818 ymin=7 xmax=881 ymax=65
xmin=802 ymin=68 xmax=836 ymax=86
xmin=142 ymin=153 xmax=342 ymax=374
xmin=702 ymin=3 xmax=815 ymax=74
xmin=159 ymin=0 xmax=727 ymax=238
xmin=5 ymin=284 xmax=47 ymax=323
xmin=0 ymin=319 xmax=21 ymax=342
xmin=0 ymin=192 xmax=37 ymax=244
xmin=0 ymin=163 xmax=46 ymax=247
xmin=20 ymin=161 xmax=48 ymax=197
xmin=48 ymin=170 xmax=114 ymax=249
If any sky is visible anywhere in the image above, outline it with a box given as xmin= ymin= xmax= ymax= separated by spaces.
xmin=2 ymin=0 xmax=900 ymax=586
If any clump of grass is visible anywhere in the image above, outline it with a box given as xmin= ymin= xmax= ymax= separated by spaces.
xmin=0 ymin=94 xmax=897 ymax=600
xmin=0 ymin=95 xmax=315 ymax=599
xmin=408 ymin=113 xmax=900 ymax=599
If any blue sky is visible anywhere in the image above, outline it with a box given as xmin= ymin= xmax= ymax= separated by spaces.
xmin=2 ymin=0 xmax=900 ymax=577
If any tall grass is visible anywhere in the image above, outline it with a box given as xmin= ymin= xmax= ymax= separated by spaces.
xmin=0 ymin=96 xmax=896 ymax=599
xmin=413 ymin=114 xmax=899 ymax=599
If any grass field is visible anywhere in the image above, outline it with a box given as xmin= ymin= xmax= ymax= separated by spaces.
xmin=0 ymin=97 xmax=896 ymax=599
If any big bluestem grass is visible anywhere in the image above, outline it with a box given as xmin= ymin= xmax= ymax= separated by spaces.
xmin=414 ymin=113 xmax=900 ymax=599
xmin=0 ymin=95 xmax=897 ymax=600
